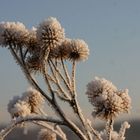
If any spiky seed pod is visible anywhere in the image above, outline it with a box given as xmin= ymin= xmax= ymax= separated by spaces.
xmin=26 ymin=27 xmax=40 ymax=53
xmin=0 ymin=22 xmax=29 ymax=47
xmin=7 ymin=96 xmax=21 ymax=117
xmin=92 ymin=92 xmax=125 ymax=120
xmin=8 ymin=100 xmax=31 ymax=118
xmin=68 ymin=39 xmax=89 ymax=61
xmin=117 ymin=89 xmax=131 ymax=113
xmin=86 ymin=77 xmax=131 ymax=120
xmin=37 ymin=17 xmax=65 ymax=50
xmin=38 ymin=129 xmax=56 ymax=140
xmin=26 ymin=54 xmax=43 ymax=73
xmin=21 ymin=88 xmax=44 ymax=113
xmin=49 ymin=38 xmax=71 ymax=60
xmin=7 ymin=88 xmax=44 ymax=118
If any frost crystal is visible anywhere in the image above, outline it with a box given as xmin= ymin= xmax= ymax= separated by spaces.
xmin=86 ymin=77 xmax=131 ymax=120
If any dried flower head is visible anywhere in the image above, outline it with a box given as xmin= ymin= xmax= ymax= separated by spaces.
xmin=0 ymin=22 xmax=29 ymax=47
xmin=26 ymin=27 xmax=40 ymax=52
xmin=68 ymin=39 xmax=89 ymax=61
xmin=37 ymin=17 xmax=65 ymax=50
xmin=49 ymin=38 xmax=71 ymax=59
xmin=7 ymin=95 xmax=21 ymax=116
xmin=38 ymin=129 xmax=56 ymax=140
xmin=86 ymin=77 xmax=131 ymax=120
xmin=7 ymin=88 xmax=44 ymax=118
xmin=21 ymin=87 xmax=45 ymax=113
xmin=117 ymin=89 xmax=131 ymax=113
xmin=8 ymin=100 xmax=31 ymax=118
xmin=26 ymin=54 xmax=43 ymax=73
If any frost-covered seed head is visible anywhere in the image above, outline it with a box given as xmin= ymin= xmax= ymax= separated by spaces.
xmin=7 ymin=95 xmax=21 ymax=116
xmin=7 ymin=88 xmax=44 ymax=118
xmin=37 ymin=17 xmax=65 ymax=50
xmin=21 ymin=87 xmax=44 ymax=113
xmin=0 ymin=22 xmax=29 ymax=47
xmin=38 ymin=129 xmax=56 ymax=140
xmin=86 ymin=77 xmax=117 ymax=106
xmin=49 ymin=38 xmax=71 ymax=60
xmin=68 ymin=39 xmax=89 ymax=61
xmin=86 ymin=77 xmax=131 ymax=120
xmin=26 ymin=27 xmax=40 ymax=52
xmin=26 ymin=54 xmax=43 ymax=73
xmin=9 ymin=100 xmax=31 ymax=118
xmin=117 ymin=89 xmax=131 ymax=113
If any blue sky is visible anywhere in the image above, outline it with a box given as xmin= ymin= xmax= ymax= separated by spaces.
xmin=0 ymin=0 xmax=140 ymax=123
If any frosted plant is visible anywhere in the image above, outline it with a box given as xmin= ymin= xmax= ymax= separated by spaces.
xmin=7 ymin=95 xmax=31 ymax=118
xmin=8 ymin=99 xmax=31 ymax=118
xmin=49 ymin=38 xmax=71 ymax=60
xmin=7 ymin=88 xmax=44 ymax=118
xmin=21 ymin=88 xmax=45 ymax=113
xmin=67 ymin=39 xmax=89 ymax=61
xmin=99 ymin=121 xmax=130 ymax=140
xmin=36 ymin=17 xmax=65 ymax=50
xmin=86 ymin=77 xmax=131 ymax=139
xmin=86 ymin=77 xmax=131 ymax=120
xmin=0 ymin=22 xmax=28 ymax=47
xmin=0 ymin=17 xmax=131 ymax=140
xmin=100 ymin=130 xmax=122 ymax=140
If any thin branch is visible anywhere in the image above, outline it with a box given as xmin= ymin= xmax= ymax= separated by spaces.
xmin=61 ymin=58 xmax=71 ymax=86
xmin=66 ymin=60 xmax=92 ymax=139
xmin=48 ymin=60 xmax=71 ymax=100
xmin=0 ymin=116 xmax=66 ymax=139
xmin=46 ymin=73 xmax=57 ymax=83
xmin=106 ymin=119 xmax=114 ymax=140
xmin=42 ymin=62 xmax=55 ymax=100
xmin=50 ymin=60 xmax=72 ymax=94
xmin=19 ymin=45 xmax=25 ymax=65
xmin=71 ymin=61 xmax=76 ymax=95
xmin=9 ymin=45 xmax=52 ymax=102
xmin=87 ymin=119 xmax=102 ymax=140
xmin=23 ymin=48 xmax=28 ymax=59
xmin=71 ymin=97 xmax=93 ymax=140
xmin=33 ymin=121 xmax=67 ymax=140
xmin=51 ymin=100 xmax=88 ymax=140
xmin=8 ymin=45 xmax=88 ymax=140
xmin=53 ymin=90 xmax=71 ymax=101
xmin=55 ymin=125 xmax=67 ymax=140
xmin=119 ymin=121 xmax=130 ymax=139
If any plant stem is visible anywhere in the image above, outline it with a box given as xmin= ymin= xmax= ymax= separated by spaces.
xmin=106 ymin=119 xmax=113 ymax=140
xmin=61 ymin=58 xmax=71 ymax=86
xmin=8 ymin=45 xmax=88 ymax=140
xmin=72 ymin=60 xmax=76 ymax=95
